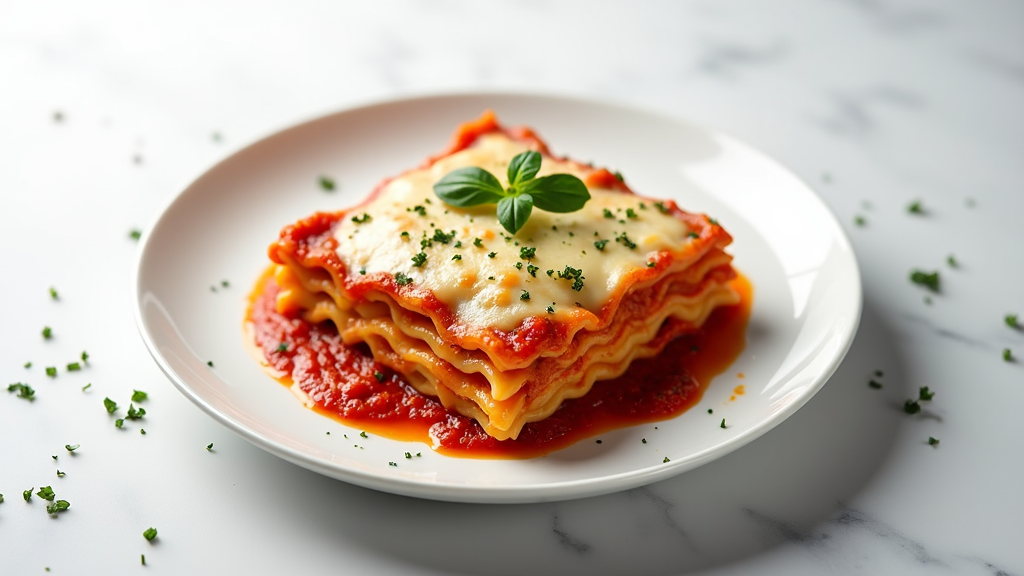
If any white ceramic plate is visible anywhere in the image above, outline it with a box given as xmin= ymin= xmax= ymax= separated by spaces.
xmin=134 ymin=93 xmax=861 ymax=504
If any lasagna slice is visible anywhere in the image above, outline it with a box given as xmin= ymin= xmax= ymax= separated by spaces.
xmin=269 ymin=111 xmax=739 ymax=441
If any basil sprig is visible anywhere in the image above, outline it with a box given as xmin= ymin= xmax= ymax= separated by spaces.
xmin=433 ymin=151 xmax=590 ymax=235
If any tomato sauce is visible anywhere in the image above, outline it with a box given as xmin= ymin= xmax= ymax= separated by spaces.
xmin=247 ymin=273 xmax=751 ymax=459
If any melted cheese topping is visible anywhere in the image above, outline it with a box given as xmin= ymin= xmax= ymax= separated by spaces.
xmin=332 ymin=134 xmax=694 ymax=331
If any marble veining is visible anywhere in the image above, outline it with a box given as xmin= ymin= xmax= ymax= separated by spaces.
xmin=836 ymin=0 xmax=946 ymax=33
xmin=743 ymin=505 xmax=1022 ymax=576
xmin=552 ymin=512 xmax=592 ymax=554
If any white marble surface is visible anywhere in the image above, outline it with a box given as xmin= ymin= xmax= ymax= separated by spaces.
xmin=1 ymin=1 xmax=1022 ymax=574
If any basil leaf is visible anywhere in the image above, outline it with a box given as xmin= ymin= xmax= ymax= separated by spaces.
xmin=507 ymin=151 xmax=541 ymax=189
xmin=523 ymin=174 xmax=590 ymax=213
xmin=496 ymin=194 xmax=534 ymax=235
xmin=433 ymin=167 xmax=505 ymax=206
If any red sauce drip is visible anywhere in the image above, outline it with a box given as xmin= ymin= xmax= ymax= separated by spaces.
xmin=247 ymin=273 xmax=752 ymax=459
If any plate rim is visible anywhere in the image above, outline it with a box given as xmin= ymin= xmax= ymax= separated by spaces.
xmin=132 ymin=91 xmax=863 ymax=503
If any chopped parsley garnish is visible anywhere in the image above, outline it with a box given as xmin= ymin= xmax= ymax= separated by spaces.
xmin=66 ymin=362 xmax=81 ymax=372
xmin=454 ymin=240 xmax=463 ymax=248
xmin=487 ymin=251 xmax=497 ymax=258
xmin=129 ymin=229 xmax=142 ymax=241
xmin=36 ymin=486 xmax=55 ymax=501
xmin=546 ymin=269 xmax=554 ymax=277
xmin=708 ymin=217 xmax=718 ymax=225
xmin=400 ymin=231 xmax=410 ymax=239
xmin=65 ymin=444 xmax=79 ymax=452
xmin=56 ymin=470 xmax=65 ymax=478
xmin=388 ymin=461 xmax=397 ymax=467
xmin=1006 ymin=314 xmax=1020 ymax=329
xmin=451 ymin=254 xmax=462 ymax=261
xmin=394 ymin=272 xmax=413 ymax=286
xmin=81 ymin=383 xmax=91 ymax=391
xmin=520 ymin=290 xmax=530 ymax=301
xmin=318 ymin=176 xmax=335 ymax=191
xmin=404 ymin=452 xmax=412 ymax=459
xmin=45 ymin=367 xmax=57 ymax=378
xmin=557 ymin=266 xmax=585 ymax=291
xmin=641 ymin=438 xmax=647 ymax=444
xmin=1004 ymin=348 xmax=1014 ymax=362
xmin=359 ymin=267 xmax=366 ymax=275
xmin=411 ymin=252 xmax=428 ymax=267
xmin=81 ymin=351 xmax=89 ymax=362
xmin=410 ymin=205 xmax=427 ymax=217
xmin=473 ymin=237 xmax=483 ymax=248
xmin=373 ymin=371 xmax=385 ymax=383
xmin=23 ymin=489 xmax=32 ymax=501
xmin=907 ymin=200 xmax=924 ymax=214
xmin=276 ymin=343 xmax=288 ymax=353
xmin=918 ymin=386 xmax=935 ymax=401
xmin=653 ymin=201 xmax=669 ymax=214
xmin=433 ymin=150 xmax=590 ymax=235
xmin=514 ymin=262 xmax=523 ymax=270
xmin=432 ymin=229 xmax=456 ymax=244
xmin=103 ymin=397 xmax=118 ymax=413
xmin=909 ymin=270 xmax=940 ymax=292
xmin=903 ymin=399 xmax=921 ymax=414
xmin=24 ymin=361 xmax=31 ymax=368
xmin=143 ymin=527 xmax=158 ymax=541
xmin=646 ymin=262 xmax=656 ymax=268
xmin=947 ymin=254 xmax=958 ymax=267
xmin=868 ymin=379 xmax=883 ymax=389
xmin=928 ymin=436 xmax=940 ymax=447
xmin=49 ymin=287 xmax=59 ymax=300
xmin=206 ymin=443 xmax=213 ymax=451
xmin=8 ymin=383 xmax=36 ymax=401
xmin=720 ymin=419 xmax=726 ymax=429
xmin=593 ymin=239 xmax=608 ymax=251
xmin=545 ymin=305 xmax=554 ymax=313
xmin=42 ymin=326 xmax=53 ymax=339
xmin=687 ymin=231 xmax=699 ymax=239
xmin=602 ymin=208 xmax=614 ymax=219
xmin=115 ymin=419 xmax=124 ymax=428
xmin=207 ymin=360 xmax=214 ymax=367
xmin=351 ymin=213 xmax=372 ymax=224
xmin=519 ymin=246 xmax=536 ymax=260
xmin=359 ymin=431 xmax=368 ymax=439
xmin=615 ymin=232 xmax=637 ymax=250
xmin=46 ymin=500 xmax=70 ymax=515
xmin=142 ymin=555 xmax=146 ymax=566
xmin=854 ymin=215 xmax=866 ymax=227
xmin=527 ymin=264 xmax=539 ymax=277
xmin=614 ymin=171 xmax=624 ymax=182
xmin=662 ymin=457 xmax=670 ymax=463
xmin=126 ymin=404 xmax=146 ymax=420
xmin=626 ymin=208 xmax=638 ymax=219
